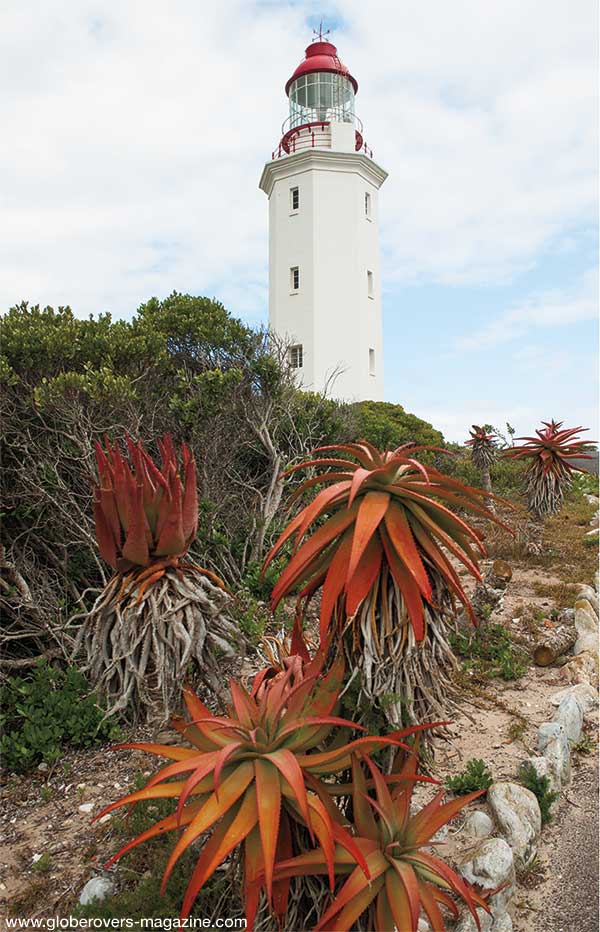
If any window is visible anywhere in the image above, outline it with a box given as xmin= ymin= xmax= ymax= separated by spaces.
xmin=364 ymin=192 xmax=371 ymax=219
xmin=367 ymin=270 xmax=374 ymax=298
xmin=289 ymin=344 xmax=303 ymax=369
xmin=290 ymin=187 xmax=299 ymax=211
xmin=369 ymin=348 xmax=376 ymax=376
xmin=290 ymin=266 xmax=300 ymax=291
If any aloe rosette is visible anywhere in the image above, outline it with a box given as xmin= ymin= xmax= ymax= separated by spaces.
xmin=263 ymin=441 xmax=511 ymax=725
xmin=503 ymin=420 xmax=594 ymax=518
xmin=271 ymin=750 xmax=491 ymax=931
xmin=95 ymin=658 xmax=439 ymax=928
xmin=74 ymin=434 xmax=237 ymax=719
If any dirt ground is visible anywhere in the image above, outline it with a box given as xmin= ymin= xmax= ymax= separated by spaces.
xmin=1 ymin=498 xmax=598 ymax=930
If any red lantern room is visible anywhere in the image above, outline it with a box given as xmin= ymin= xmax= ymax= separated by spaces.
xmin=274 ymin=36 xmax=371 ymax=159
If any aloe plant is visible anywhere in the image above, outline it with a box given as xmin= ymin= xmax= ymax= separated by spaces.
xmin=74 ymin=435 xmax=238 ymax=719
xmin=263 ymin=441 xmax=510 ymax=726
xmin=465 ymin=425 xmax=497 ymax=499
xmin=503 ymin=420 xmax=594 ymax=518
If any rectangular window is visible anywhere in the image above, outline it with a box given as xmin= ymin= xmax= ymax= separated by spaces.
xmin=367 ymin=270 xmax=374 ymax=298
xmin=290 ymin=186 xmax=300 ymax=211
xmin=369 ymin=348 xmax=375 ymax=376
xmin=289 ymin=344 xmax=303 ymax=369
xmin=365 ymin=191 xmax=371 ymax=218
xmin=290 ymin=266 xmax=300 ymax=291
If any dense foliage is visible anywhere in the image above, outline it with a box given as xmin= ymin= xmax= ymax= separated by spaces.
xmin=1 ymin=298 xmax=440 ymax=672
xmin=0 ymin=660 xmax=120 ymax=773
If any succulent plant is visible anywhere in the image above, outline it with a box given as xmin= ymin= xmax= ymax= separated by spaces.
xmin=271 ymin=749 xmax=491 ymax=931
xmin=74 ymin=434 xmax=236 ymax=720
xmin=263 ymin=441 xmax=510 ymax=725
xmin=503 ymin=420 xmax=594 ymax=518
xmin=96 ymin=660 xmax=438 ymax=927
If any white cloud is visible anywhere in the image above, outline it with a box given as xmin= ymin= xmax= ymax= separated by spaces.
xmin=457 ymin=268 xmax=598 ymax=350
xmin=0 ymin=0 xmax=597 ymax=318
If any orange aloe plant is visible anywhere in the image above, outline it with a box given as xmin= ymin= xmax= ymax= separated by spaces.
xmin=74 ymin=434 xmax=237 ymax=719
xmin=271 ymin=749 xmax=492 ymax=931
xmin=95 ymin=657 xmax=440 ymax=928
xmin=263 ymin=441 xmax=510 ymax=725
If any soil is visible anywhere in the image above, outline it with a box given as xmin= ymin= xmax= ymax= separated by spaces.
xmin=1 ymin=496 xmax=598 ymax=931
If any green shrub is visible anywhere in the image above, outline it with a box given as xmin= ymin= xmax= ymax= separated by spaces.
xmin=451 ymin=623 xmax=527 ymax=681
xmin=0 ymin=661 xmax=121 ymax=773
xmin=445 ymin=758 xmax=493 ymax=795
xmin=518 ymin=762 xmax=558 ymax=824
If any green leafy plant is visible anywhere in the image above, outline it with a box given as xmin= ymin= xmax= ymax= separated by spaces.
xmin=518 ymin=762 xmax=558 ymax=824
xmin=445 ymin=759 xmax=493 ymax=795
xmin=572 ymin=733 xmax=597 ymax=755
xmin=272 ymin=751 xmax=491 ymax=930
xmin=0 ymin=661 xmax=120 ymax=774
xmin=32 ymin=853 xmax=52 ymax=874
xmin=451 ymin=624 xmax=527 ymax=681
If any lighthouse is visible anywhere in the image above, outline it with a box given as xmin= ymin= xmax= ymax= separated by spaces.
xmin=259 ymin=34 xmax=387 ymax=401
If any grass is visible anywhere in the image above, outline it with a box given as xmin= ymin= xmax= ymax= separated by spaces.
xmin=451 ymin=623 xmax=528 ymax=681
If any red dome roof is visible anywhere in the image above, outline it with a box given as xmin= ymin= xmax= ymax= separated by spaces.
xmin=285 ymin=41 xmax=358 ymax=96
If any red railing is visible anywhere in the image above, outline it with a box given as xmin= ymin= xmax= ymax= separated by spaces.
xmin=271 ymin=120 xmax=373 ymax=160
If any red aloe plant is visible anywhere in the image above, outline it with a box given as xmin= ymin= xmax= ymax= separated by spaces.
xmin=93 ymin=434 xmax=198 ymax=572
xmin=502 ymin=420 xmax=594 ymax=518
xmin=94 ymin=659 xmax=441 ymax=927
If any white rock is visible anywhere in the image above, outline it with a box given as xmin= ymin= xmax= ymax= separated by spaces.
xmin=543 ymin=736 xmax=571 ymax=786
xmin=574 ymin=631 xmax=598 ymax=655
xmin=459 ymin=837 xmax=516 ymax=912
xmin=78 ymin=875 xmax=115 ymax=906
xmin=528 ymin=755 xmax=561 ymax=795
xmin=32 ymin=853 xmax=43 ymax=863
xmin=574 ymin=600 xmax=599 ymax=634
xmin=37 ymin=762 xmax=49 ymax=773
xmin=97 ymin=813 xmax=112 ymax=825
xmin=463 ymin=809 xmax=494 ymax=838
xmin=584 ymin=494 xmax=599 ymax=506
xmin=493 ymin=915 xmax=514 ymax=932
xmin=453 ymin=909 xmax=494 ymax=932
xmin=554 ymin=694 xmax=584 ymax=743
xmin=549 ymin=683 xmax=599 ymax=714
xmin=538 ymin=722 xmax=564 ymax=751
xmin=487 ymin=782 xmax=542 ymax=866
xmin=576 ymin=586 xmax=599 ymax=616
xmin=417 ymin=920 xmax=432 ymax=932
xmin=78 ymin=803 xmax=94 ymax=814
xmin=585 ymin=526 xmax=599 ymax=536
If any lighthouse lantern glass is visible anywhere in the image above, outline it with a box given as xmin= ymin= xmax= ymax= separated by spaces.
xmin=289 ymin=72 xmax=355 ymax=129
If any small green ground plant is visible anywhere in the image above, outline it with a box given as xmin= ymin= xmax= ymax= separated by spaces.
xmin=445 ymin=758 xmax=493 ymax=795
xmin=0 ymin=660 xmax=121 ymax=773
xmin=518 ymin=762 xmax=558 ymax=824
xmin=451 ymin=623 xmax=527 ymax=681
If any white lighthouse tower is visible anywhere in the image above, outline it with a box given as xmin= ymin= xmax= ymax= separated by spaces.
xmin=259 ymin=34 xmax=387 ymax=401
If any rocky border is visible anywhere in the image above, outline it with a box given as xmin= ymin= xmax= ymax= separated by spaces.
xmin=442 ymin=572 xmax=599 ymax=932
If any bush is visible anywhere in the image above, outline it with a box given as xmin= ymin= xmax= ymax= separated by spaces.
xmin=451 ymin=623 xmax=527 ymax=680
xmin=445 ymin=758 xmax=494 ymax=795
xmin=0 ymin=660 xmax=120 ymax=773
xmin=518 ymin=762 xmax=558 ymax=824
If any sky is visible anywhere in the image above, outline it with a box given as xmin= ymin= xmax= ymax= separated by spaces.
xmin=1 ymin=0 xmax=598 ymax=441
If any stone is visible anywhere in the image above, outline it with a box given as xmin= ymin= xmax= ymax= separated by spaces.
xmin=487 ymin=782 xmax=542 ymax=866
xmin=549 ymin=683 xmax=599 ymax=714
xmin=560 ymin=650 xmax=599 ymax=686
xmin=492 ymin=915 xmax=513 ymax=932
xmin=537 ymin=722 xmax=564 ymax=751
xmin=574 ymin=600 xmax=599 ymax=635
xmin=576 ymin=586 xmax=599 ymax=616
xmin=37 ymin=762 xmax=49 ymax=773
xmin=453 ymin=909 xmax=494 ymax=932
xmin=528 ymin=754 xmax=561 ymax=794
xmin=554 ymin=694 xmax=583 ymax=743
xmin=543 ymin=736 xmax=571 ymax=786
xmin=459 ymin=837 xmax=516 ymax=913
xmin=574 ymin=631 xmax=598 ymax=655
xmin=78 ymin=802 xmax=94 ymax=814
xmin=463 ymin=809 xmax=494 ymax=838
xmin=79 ymin=874 xmax=116 ymax=906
